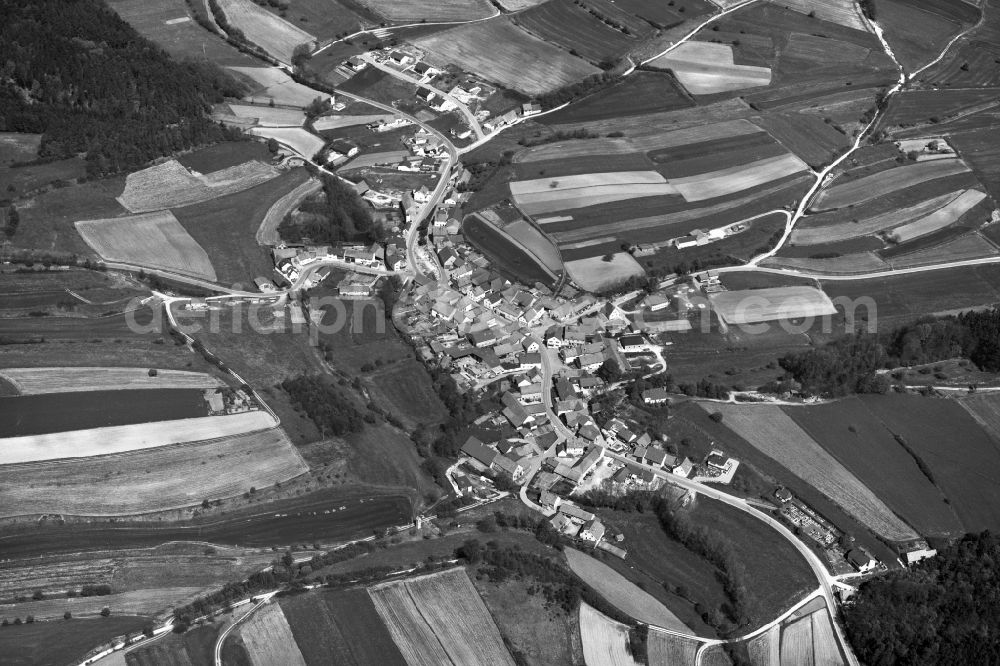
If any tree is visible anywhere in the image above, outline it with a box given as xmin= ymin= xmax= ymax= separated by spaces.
xmin=100 ymin=607 xmax=111 ymax=617
xmin=64 ymin=611 xmax=72 ymax=620
xmin=709 ymin=411 xmax=724 ymax=423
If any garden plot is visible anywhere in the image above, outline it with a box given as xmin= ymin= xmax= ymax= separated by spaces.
xmin=887 ymin=189 xmax=987 ymax=243
xmin=565 ymin=548 xmax=690 ymax=631
xmin=237 ymin=601 xmax=307 ymax=666
xmin=708 ymin=286 xmax=835 ymax=324
xmin=0 ymin=428 xmax=307 ymax=517
xmin=217 ymin=0 xmax=315 ymax=63
xmin=700 ymin=403 xmax=919 ymax=541
xmin=250 ymin=127 xmax=326 ymax=159
xmin=229 ymin=66 xmax=329 ymax=107
xmin=510 ymin=171 xmax=677 ymax=215
xmin=0 ymin=410 xmax=276 ymax=465
xmin=565 ymin=254 xmax=645 ymax=292
xmin=226 ymin=104 xmax=305 ymax=127
xmin=116 ymin=159 xmax=280 ymax=212
xmin=0 ymin=367 xmax=222 ymax=394
xmin=579 ymin=602 xmax=642 ymax=666
xmin=766 ymin=0 xmax=868 ymax=31
xmin=75 ymin=211 xmax=217 ymax=281
xmin=650 ymin=41 xmax=772 ymax=94
xmin=410 ymin=19 xmax=600 ymax=96
xmin=312 ymin=114 xmax=397 ymax=131
xmin=670 ymin=153 xmax=807 ymax=202
xmin=811 ymin=159 xmax=970 ymax=210
xmin=369 ymin=568 xmax=515 ymax=666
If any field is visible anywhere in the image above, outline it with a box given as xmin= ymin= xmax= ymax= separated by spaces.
xmin=463 ymin=214 xmax=559 ymax=286
xmin=762 ymin=253 xmax=890 ymax=275
xmin=0 ymin=132 xmax=40 ymax=165
xmin=174 ymin=168 xmax=311 ymax=285
xmin=579 ymin=602 xmax=642 ymax=666
xmin=108 ymin=0 xmax=257 ymax=67
xmin=782 ymin=397 xmax=963 ymax=537
xmin=650 ymin=42 xmax=772 ymax=94
xmin=510 ymin=171 xmax=677 ymax=215
xmin=217 ymin=0 xmax=315 ymax=64
xmin=751 ymin=111 xmax=851 ymax=169
xmin=229 ymin=66 xmax=327 ymax=107
xmin=503 ymin=219 xmax=563 ymax=273
xmin=887 ymin=189 xmax=988 ymax=242
xmin=513 ymin=0 xmax=642 ymax=63
xmin=410 ymin=19 xmax=601 ymax=96
xmin=875 ymin=0 xmax=974 ymax=72
xmin=810 ymin=608 xmax=843 ymax=665
xmin=649 ymin=130 xmax=788 ymax=179
xmin=564 ymin=548 xmax=690 ymax=631
xmin=767 ymin=0 xmax=867 ymax=30
xmin=226 ymin=104 xmax=305 ymax=127
xmin=780 ymin=615 xmax=813 ymax=666
xmin=669 ymin=154 xmax=807 ymax=201
xmin=0 ymin=615 xmax=151 ymax=666
xmin=811 ymin=159 xmax=970 ymax=211
xmin=0 ymin=428 xmax=307 ymax=517
xmin=355 ymin=0 xmax=494 ymax=21
xmin=540 ymin=72 xmax=695 ymax=123
xmin=1 ymin=586 xmax=202 ymax=621
xmin=255 ymin=0 xmax=362 ymax=42
xmin=748 ymin=625 xmax=780 ymax=666
xmin=699 ymin=403 xmax=919 ymax=541
xmin=0 ymin=410 xmax=276 ymax=465
xmin=880 ymin=88 xmax=1000 ymax=128
xmin=126 ymin=623 xmax=225 ymax=666
xmin=116 ymin=158 xmax=279 ymax=213
xmin=257 ymin=176 xmax=322 ymax=246
xmin=235 ymin=601 xmax=307 ymax=666
xmin=369 ymin=568 xmax=516 ymax=666
xmin=76 ymin=210 xmax=217 ymax=280
xmin=279 ymin=587 xmax=407 ymax=666
xmin=647 ymin=629 xmax=700 ymax=664
xmin=312 ymin=114 xmax=397 ymax=131
xmin=564 ymin=254 xmax=645 ymax=292
xmin=708 ymin=287 xmax=837 ymax=325
xmin=948 ymin=128 xmax=1000 ymax=203
xmin=250 ymin=126 xmax=326 ymax=159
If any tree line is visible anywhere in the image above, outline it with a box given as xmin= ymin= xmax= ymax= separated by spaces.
xmin=0 ymin=0 xmax=247 ymax=176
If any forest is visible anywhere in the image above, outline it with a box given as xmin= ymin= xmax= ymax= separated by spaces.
xmin=778 ymin=308 xmax=1000 ymax=395
xmin=0 ymin=0 xmax=244 ymax=175
xmin=284 ymin=173 xmax=384 ymax=244
xmin=843 ymin=531 xmax=1000 ymax=665
xmin=281 ymin=374 xmax=366 ymax=436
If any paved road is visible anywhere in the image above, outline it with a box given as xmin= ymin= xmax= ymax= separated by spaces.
xmin=712 ymin=255 xmax=1000 ymax=281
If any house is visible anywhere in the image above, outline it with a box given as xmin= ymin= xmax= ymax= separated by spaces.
xmin=468 ymin=328 xmax=498 ymax=347
xmin=346 ymin=55 xmax=367 ymax=71
xmin=539 ymin=490 xmax=562 ymax=511
xmin=519 ymin=352 xmax=542 ymax=369
xmin=575 ymin=445 xmax=605 ymax=478
xmin=438 ymin=247 xmax=458 ymax=268
xmin=707 ymin=453 xmax=729 ymax=469
xmin=559 ymin=502 xmax=595 ymax=523
xmin=645 ymin=448 xmax=669 ymax=469
xmin=632 ymin=445 xmax=648 ymax=464
xmin=577 ymin=353 xmax=604 ymax=372
xmin=413 ymin=185 xmax=433 ymax=204
xmin=495 ymin=454 xmax=525 ymax=482
xmin=579 ymin=519 xmax=606 ymax=543
xmin=644 ymin=294 xmax=671 ymax=311
xmin=904 ymin=548 xmax=937 ymax=566
xmin=550 ymin=513 xmax=579 ymax=536
xmin=642 ymin=388 xmax=670 ymax=405
xmin=618 ymin=333 xmax=646 ymax=352
xmin=673 ymin=457 xmax=693 ymax=478
xmin=337 ymin=273 xmax=377 ymax=297
xmin=329 ymin=139 xmax=359 ymax=157
xmin=389 ymin=51 xmax=413 ymax=66
xmin=416 ymin=88 xmax=437 ymax=103
xmin=522 ymin=101 xmax=542 ymax=116
xmin=847 ymin=549 xmax=878 ymax=573
xmin=461 ymin=436 xmax=497 ymax=469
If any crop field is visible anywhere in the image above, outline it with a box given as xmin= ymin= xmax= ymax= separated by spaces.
xmin=767 ymin=0 xmax=867 ymax=30
xmin=887 ymin=189 xmax=987 ymax=242
xmin=542 ymin=71 xmax=695 ymax=123
xmin=516 ymin=152 xmax=655 ymax=180
xmin=880 ymin=88 xmax=1000 ymax=128
xmin=229 ymin=66 xmax=327 ymax=107
xmin=75 ymin=211 xmax=216 ymax=280
xmin=649 ymin=130 xmax=787 ymax=179
xmin=792 ymin=191 xmax=962 ymax=245
xmin=0 ymin=615 xmax=151 ymax=666
xmin=355 ymin=0 xmax=494 ymax=21
xmin=0 ymin=428 xmax=307 ymax=517
xmin=369 ymin=568 xmax=516 ymax=666
xmin=280 ymin=587 xmax=407 ymax=666
xmin=0 ymin=132 xmax=40 ymax=165
xmin=565 ymin=254 xmax=645 ymax=292
xmin=108 ymin=0 xmax=257 ymax=67
xmin=463 ymin=215 xmax=557 ymax=286
xmin=510 ymin=171 xmax=678 ymax=215
xmin=700 ymin=403 xmax=919 ymax=540
xmin=250 ymin=126 xmax=325 ymax=159
xmin=752 ymin=111 xmax=851 ymax=169
xmin=860 ymin=395 xmax=1000 ymax=532
xmin=0 ymin=410 xmax=276 ymax=466
xmin=782 ymin=398 xmax=963 ymax=537
xmin=948 ymin=128 xmax=1000 ymax=202
xmin=748 ymin=625 xmax=780 ymax=666
xmin=503 ymin=219 xmax=562 ymax=273
xmin=810 ymin=609 xmax=843 ymax=665
xmin=959 ymin=393 xmax=1000 ymax=442
xmin=513 ymin=0 xmax=641 ymax=63
xmin=564 ymin=547 xmax=690 ymax=631
xmin=811 ymin=159 xmax=970 ymax=211
xmin=0 ymin=367 xmax=222 ymax=394
xmin=647 ymin=629 xmax=700 ymax=665
xmin=650 ymin=41 xmax=772 ymax=94
xmin=875 ymin=0 xmax=973 ymax=72
xmin=217 ymin=0 xmax=315 ymax=64
xmin=669 ymin=153 xmax=807 ymax=201
xmin=579 ymin=602 xmax=642 ymax=666
xmin=410 ymin=19 xmax=601 ymax=96
xmin=116 ymin=159 xmax=280 ymax=213
xmin=708 ymin=286 xmax=836 ymax=324
xmin=174 ymin=168 xmax=311 ymax=285
xmin=763 ymin=253 xmax=890 ymax=274
xmin=312 ymin=113 xmax=397 ymax=131
xmin=236 ymin=601 xmax=308 ymax=666
xmin=780 ymin=616 xmax=813 ymax=666
xmin=256 ymin=0 xmax=361 ymax=42
xmin=225 ymin=104 xmax=305 ymax=127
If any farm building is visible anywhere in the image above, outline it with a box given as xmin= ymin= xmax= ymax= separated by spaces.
xmin=618 ymin=334 xmax=645 ymax=352
xmin=462 ymin=436 xmax=498 ymax=469
xmin=847 ymin=549 xmax=878 ymax=573
xmin=580 ymin=519 xmax=606 ymax=543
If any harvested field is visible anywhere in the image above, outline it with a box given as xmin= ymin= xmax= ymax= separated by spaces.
xmin=650 ymin=42 xmax=772 ymax=94
xmin=783 ymin=398 xmax=963 ymax=537
xmin=355 ymin=0 xmax=494 ymax=21
xmin=565 ymin=254 xmax=645 ymax=292
xmin=229 ymin=66 xmax=327 ymax=107
xmin=810 ymin=609 xmax=843 ymax=665
xmin=671 ymin=153 xmax=807 ymax=202
xmin=312 ymin=114 xmax=397 ymax=131
xmin=780 ymin=616 xmax=813 ymax=666
xmin=369 ymin=568 xmax=515 ymax=666
xmin=410 ymin=19 xmax=600 ymax=96
xmin=217 ymin=0 xmax=315 ymax=63
xmin=0 ymin=367 xmax=222 ymax=394
xmin=564 ymin=548 xmax=690 ymax=631
xmin=762 ymin=253 xmax=889 ymax=274
xmin=811 ymin=159 xmax=970 ymax=210
xmin=116 ymin=159 xmax=280 ymax=213
xmin=748 ymin=625 xmax=780 ymax=666
xmin=513 ymin=0 xmax=641 ymax=63
xmin=280 ymin=587 xmax=407 ymax=666
xmin=250 ymin=127 xmax=325 ymax=159
xmin=792 ymin=191 xmax=962 ymax=244
xmin=647 ymin=629 xmax=700 ymax=665
xmin=699 ymin=403 xmax=919 ymax=541
xmin=0 ymin=428 xmax=307 ymax=517
xmin=511 ymin=171 xmax=678 ymax=215
xmin=708 ymin=286 xmax=836 ymax=324
xmin=0 ymin=410 xmax=276 ymax=465
xmin=579 ymin=602 xmax=642 ymax=666
xmin=225 ymin=104 xmax=305 ymax=126
xmin=236 ymin=601 xmax=307 ymax=666
xmin=75 ymin=211 xmax=216 ymax=281
xmin=887 ymin=189 xmax=988 ymax=242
